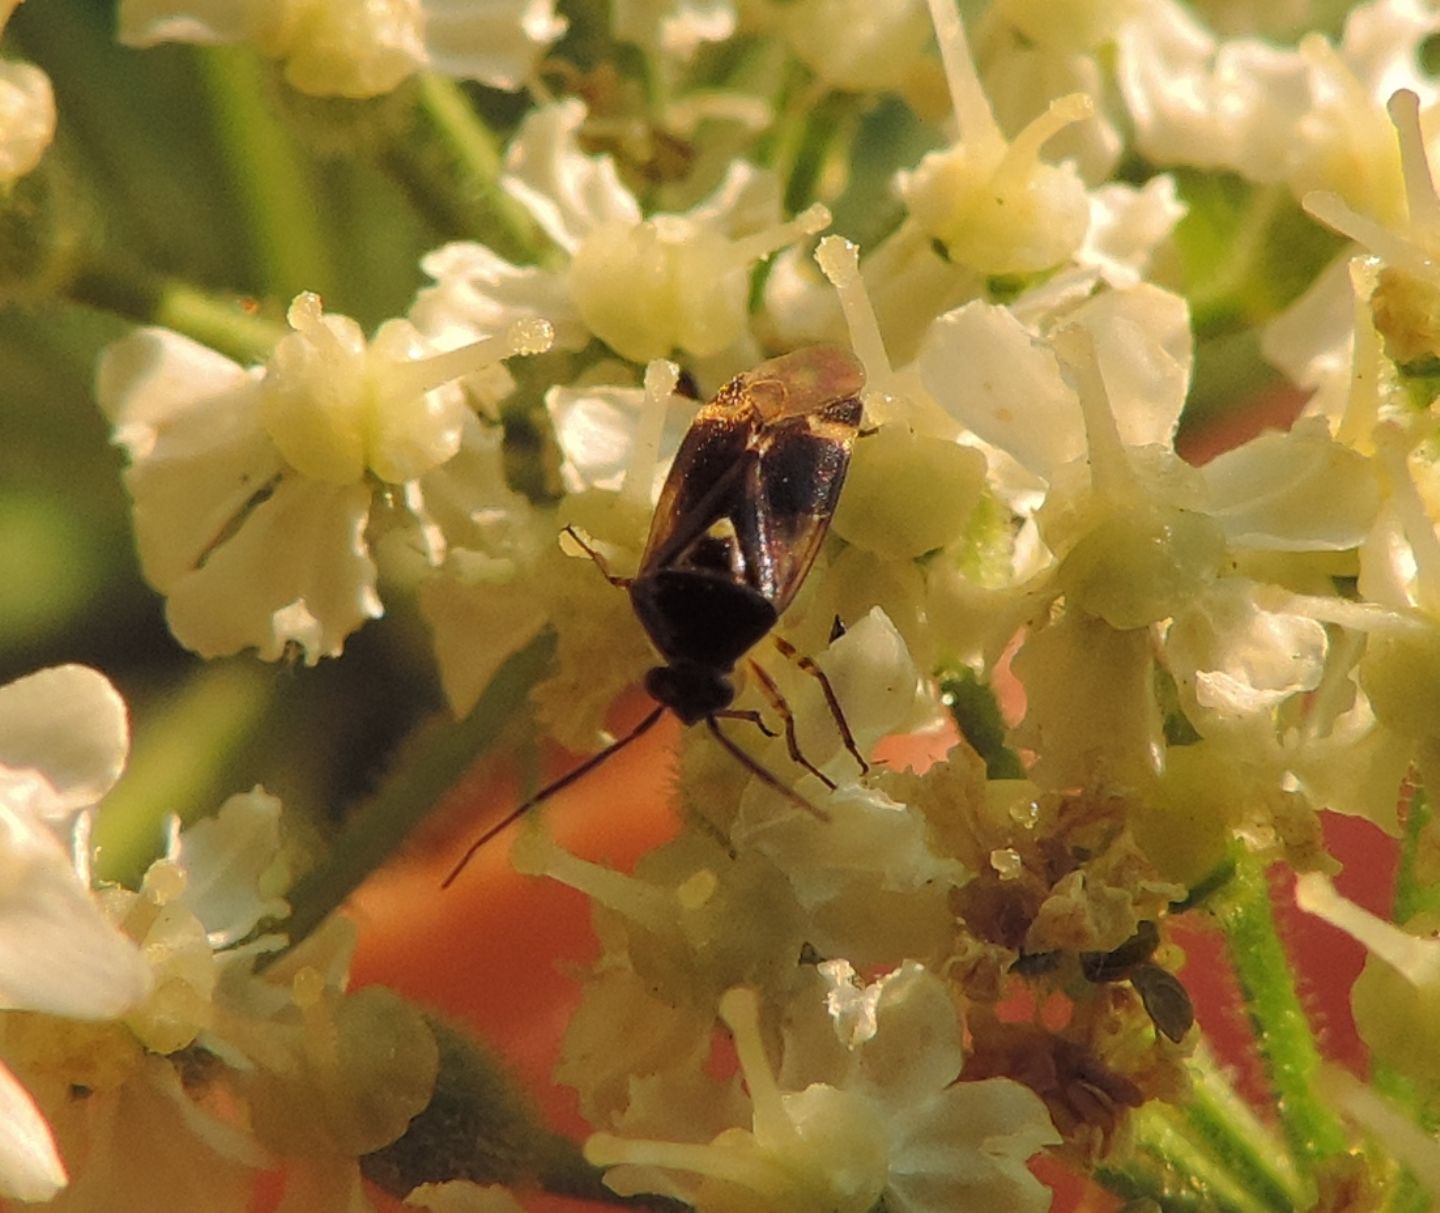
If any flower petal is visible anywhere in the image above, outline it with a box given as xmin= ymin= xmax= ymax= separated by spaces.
xmin=1201 ymin=416 xmax=1381 ymax=551
xmin=853 ymin=963 xmax=965 ymax=1107
xmin=162 ymin=479 xmax=380 ymax=663
xmin=423 ymin=0 xmax=568 ymax=92
xmin=418 ymin=554 xmax=550 ymax=716
xmin=0 ymin=61 xmax=55 ymax=184
xmin=116 ymin=0 xmax=251 ymax=46
xmin=917 ymin=302 xmax=1081 ymax=481
xmin=97 ymin=328 xmax=283 ymax=591
xmin=0 ymin=666 xmax=128 ymax=819
xmin=406 ymin=1180 xmax=530 ymax=1212
xmin=0 ymin=805 xmax=150 ymax=1018
xmin=546 ymin=381 xmax=691 ymax=496
xmin=0 ymin=1062 xmax=66 ymax=1202
xmin=501 ymin=99 xmax=642 ymax=254
xmin=173 ymin=789 xmax=290 ymax=949
xmin=413 ymin=241 xmax=588 ymax=352
xmin=885 ymin=1077 xmax=1058 ymax=1213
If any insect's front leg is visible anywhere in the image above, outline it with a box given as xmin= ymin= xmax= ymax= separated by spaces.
xmin=771 ymin=633 xmax=869 ymax=776
xmin=561 ymin=524 xmax=634 ymax=588
xmin=745 ymin=657 xmax=838 ymax=790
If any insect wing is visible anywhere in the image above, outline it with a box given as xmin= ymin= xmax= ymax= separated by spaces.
xmin=638 ymin=345 xmax=865 ymax=609
xmin=753 ymin=385 xmax=861 ymax=616
xmin=640 ymin=380 xmax=762 ymax=580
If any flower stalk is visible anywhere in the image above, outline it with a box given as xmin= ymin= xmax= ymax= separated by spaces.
xmin=281 ymin=632 xmax=555 ymax=949
xmin=198 ymin=46 xmax=337 ymax=301
xmin=1214 ymin=857 xmax=1348 ymax=1178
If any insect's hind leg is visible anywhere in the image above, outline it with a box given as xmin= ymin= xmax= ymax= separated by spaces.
xmin=705 ymin=717 xmax=830 ymax=823
xmin=711 ymin=706 xmax=779 ymax=739
xmin=771 ymin=634 xmax=869 ymax=776
xmin=745 ymin=658 xmax=837 ymax=790
xmin=561 ymin=525 xmax=633 ymax=587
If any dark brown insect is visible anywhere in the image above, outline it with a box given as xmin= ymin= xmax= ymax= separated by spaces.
xmin=1016 ymin=921 xmax=1194 ymax=1043
xmin=443 ymin=345 xmax=868 ymax=886
xmin=1078 ymin=920 xmax=1194 ymax=1044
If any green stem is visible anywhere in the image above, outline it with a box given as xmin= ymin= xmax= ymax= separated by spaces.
xmin=280 ymin=632 xmax=555 ymax=948
xmin=1097 ymin=1100 xmax=1285 ymax=1213
xmin=1185 ymin=183 xmax=1287 ymax=321
xmin=362 ymin=1013 xmax=685 ymax=1209
xmin=68 ymin=257 xmax=284 ymax=362
xmin=1093 ymin=1041 xmax=1299 ymax=1213
xmin=752 ymin=60 xmax=816 ymax=190
xmin=1178 ymin=1041 xmax=1305 ymax=1210
xmin=380 ymin=74 xmax=540 ymax=261
xmin=1394 ymin=775 xmax=1440 ymax=924
xmin=1375 ymin=764 xmax=1440 ymax=1213
xmin=1214 ymin=855 xmax=1347 ymax=1174
xmin=782 ymin=90 xmax=858 ymax=216
xmin=197 ymin=46 xmax=336 ymax=300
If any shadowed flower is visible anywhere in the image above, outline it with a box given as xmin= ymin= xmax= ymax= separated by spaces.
xmin=585 ymin=967 xmax=1058 ymax=1213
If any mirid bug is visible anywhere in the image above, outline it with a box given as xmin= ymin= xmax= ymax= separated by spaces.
xmin=443 ymin=345 xmax=868 ymax=886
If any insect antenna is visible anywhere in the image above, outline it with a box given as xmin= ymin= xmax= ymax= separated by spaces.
xmin=441 ymin=704 xmax=668 ymax=888
xmin=704 ymin=716 xmax=832 ymax=822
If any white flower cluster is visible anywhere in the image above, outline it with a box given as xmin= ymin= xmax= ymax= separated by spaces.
xmin=0 ymin=666 xmax=437 ymax=1209
xmin=0 ymin=0 xmax=54 ymax=188
xmin=67 ymin=0 xmax=1440 ymax=1207
xmin=117 ymin=0 xmax=567 ymax=97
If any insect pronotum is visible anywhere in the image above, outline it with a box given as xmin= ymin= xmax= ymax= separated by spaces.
xmin=443 ymin=345 xmax=869 ymax=886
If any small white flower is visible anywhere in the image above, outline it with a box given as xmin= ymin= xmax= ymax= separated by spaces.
xmin=3 ymin=771 xmax=432 ymax=1212
xmin=419 ymin=365 xmax=679 ymax=729
xmin=488 ymin=98 xmax=828 ymax=366
xmin=1200 ymin=415 xmax=1381 ymax=551
xmin=0 ymin=666 xmax=152 ymax=1202
xmin=768 ymin=0 xmax=935 ymax=98
xmin=1118 ymin=0 xmax=1440 ymax=219
xmin=897 ymin=0 xmax=1094 ymax=275
xmin=917 ymin=284 xmax=1192 ymax=510
xmin=0 ymin=60 xmax=54 ymax=187
xmin=118 ymin=0 xmax=566 ymax=97
xmin=586 ymin=967 xmax=1058 ymax=1213
xmin=1164 ymin=578 xmax=1329 ymax=731
xmin=97 ymin=294 xmax=551 ymax=663
xmin=612 ymin=0 xmax=735 ymax=62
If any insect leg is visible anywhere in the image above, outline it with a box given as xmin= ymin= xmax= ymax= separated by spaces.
xmin=745 ymin=658 xmax=837 ymax=790
xmin=705 ymin=716 xmax=831 ymax=822
xmin=771 ymin=634 xmax=869 ymax=775
xmin=711 ymin=707 xmax=779 ymax=738
xmin=441 ymin=703 xmax=667 ymax=888
xmin=561 ymin=525 xmax=633 ymax=588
